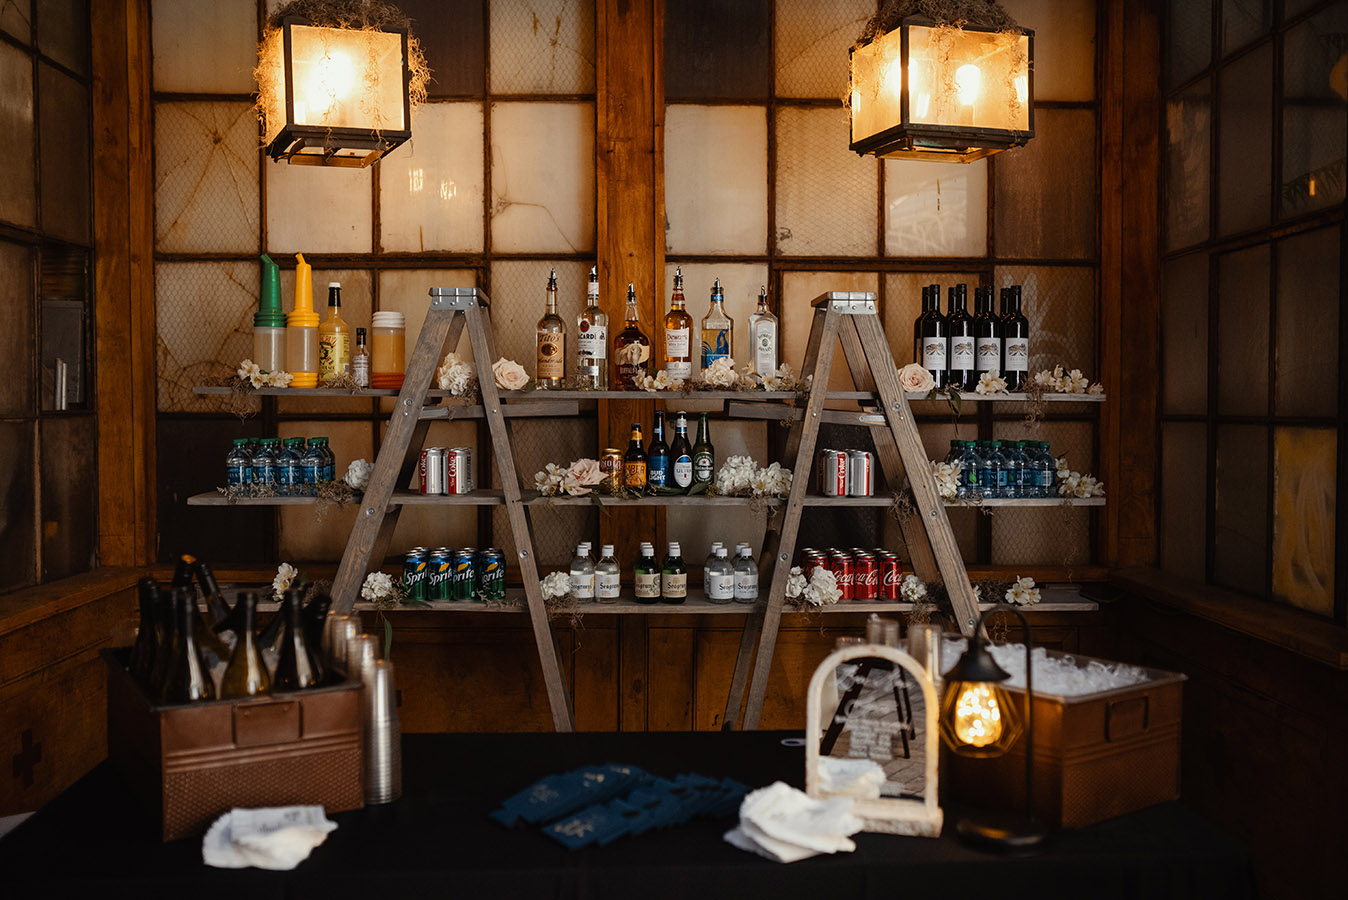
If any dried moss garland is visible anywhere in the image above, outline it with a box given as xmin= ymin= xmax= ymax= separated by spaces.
xmin=859 ymin=0 xmax=1021 ymax=45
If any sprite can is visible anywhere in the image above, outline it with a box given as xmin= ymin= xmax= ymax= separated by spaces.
xmin=480 ymin=548 xmax=506 ymax=602
xmin=402 ymin=548 xmax=428 ymax=602
xmin=426 ymin=549 xmax=452 ymax=601
xmin=452 ymin=549 xmax=478 ymax=601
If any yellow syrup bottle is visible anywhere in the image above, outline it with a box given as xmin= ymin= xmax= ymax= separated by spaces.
xmin=287 ymin=254 xmax=320 ymax=389
xmin=318 ymin=282 xmax=350 ymax=382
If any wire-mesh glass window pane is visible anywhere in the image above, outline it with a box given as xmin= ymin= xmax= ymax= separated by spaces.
xmin=1162 ymin=251 xmax=1209 ymax=415
xmin=265 ymin=160 xmax=372 ymax=254
xmin=399 ymin=0 xmax=484 ymax=97
xmin=665 ymin=105 xmax=768 ymax=255
xmin=154 ymin=102 xmax=260 ymax=254
xmin=1167 ymin=0 xmax=1211 ymax=87
xmin=774 ymin=0 xmax=873 ymax=99
xmin=488 ymin=260 xmax=591 ymax=378
xmin=1272 ymin=426 xmax=1335 ymax=616
xmin=993 ymin=265 xmax=1096 ymax=378
xmin=1275 ymin=225 xmax=1339 ymax=417
xmin=490 ymin=101 xmax=595 ymax=253
xmin=990 ymin=422 xmax=1094 ymax=566
xmin=37 ymin=0 xmax=86 ymax=74
xmin=375 ymin=268 xmax=479 ymax=389
xmin=662 ymin=262 xmax=769 ymax=371
xmin=380 ymin=102 xmax=486 ymax=253
xmin=1215 ymin=243 xmax=1269 ymax=417
xmin=882 ymin=272 xmax=986 ymax=369
xmin=150 ymin=0 xmax=257 ymax=93
xmin=994 ymin=108 xmax=1096 ymax=260
xmin=37 ymin=62 xmax=89 ymax=244
xmin=781 ymin=271 xmax=878 ymax=394
xmin=776 ymin=106 xmax=878 ymax=257
xmin=1165 ymin=79 xmax=1211 ymax=251
xmin=494 ymin=417 xmax=598 ymax=569
xmin=1280 ymin=3 xmax=1348 ymax=219
xmin=1221 ymin=0 xmax=1271 ymax=57
xmin=666 ymin=0 xmax=770 ymax=100
xmin=1 ymin=0 xmax=30 ymax=43
xmin=1001 ymin=0 xmax=1095 ymax=101
xmin=155 ymin=260 xmax=258 ymax=413
xmin=0 ymin=41 xmax=35 ymax=228
xmin=381 ymin=418 xmax=479 ymax=555
xmin=276 ymin=268 xmax=374 ymax=416
xmin=489 ymin=0 xmax=595 ymax=94
xmin=884 ymin=158 xmax=988 ymax=258
xmin=1217 ymin=42 xmax=1272 ymax=237
xmin=1214 ymin=423 xmax=1268 ymax=593
xmin=1161 ymin=421 xmax=1207 ymax=581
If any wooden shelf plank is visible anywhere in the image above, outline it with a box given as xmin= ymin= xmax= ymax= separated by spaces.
xmin=194 ymin=386 xmax=400 ymax=397
xmin=798 ymin=495 xmax=1107 ymax=508
xmin=186 ymin=492 xmax=321 ymax=506
xmin=520 ymin=491 xmax=784 ymax=507
xmin=389 ymin=489 xmax=506 ymax=506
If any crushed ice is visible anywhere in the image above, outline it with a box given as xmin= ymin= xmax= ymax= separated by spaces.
xmin=941 ymin=640 xmax=1150 ymax=696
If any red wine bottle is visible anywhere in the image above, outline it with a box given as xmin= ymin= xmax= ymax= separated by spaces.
xmin=913 ymin=284 xmax=948 ymax=387
xmin=1003 ymin=285 xmax=1030 ymax=391
xmin=946 ymin=284 xmax=975 ymax=391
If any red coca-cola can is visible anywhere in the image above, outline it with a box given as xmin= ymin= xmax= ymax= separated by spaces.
xmin=853 ymin=553 xmax=878 ymax=600
xmin=817 ymin=449 xmax=849 ymax=496
xmin=801 ymin=551 xmax=827 ymax=578
xmin=828 ymin=551 xmax=854 ymax=601
xmin=878 ymin=554 xmax=903 ymax=600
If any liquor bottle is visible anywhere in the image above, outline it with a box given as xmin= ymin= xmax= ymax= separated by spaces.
xmin=318 ymin=283 xmax=351 ymax=381
xmin=706 ymin=547 xmax=735 ymax=604
xmin=569 ymin=544 xmax=595 ymax=601
xmin=748 ymin=286 xmax=778 ymax=377
xmin=661 ymin=542 xmax=687 ymax=604
xmin=128 ymin=577 xmax=162 ymax=688
xmin=595 ymin=544 xmax=621 ymax=604
xmin=670 ymin=411 xmax=694 ymax=489
xmin=913 ymin=284 xmax=948 ymax=387
xmin=162 ymin=587 xmax=215 ymax=704
xmin=700 ymin=279 xmax=733 ymax=370
xmin=663 ymin=267 xmax=694 ymax=382
xmin=274 ymin=590 xmax=320 ymax=691
xmin=646 ymin=410 xmax=670 ymax=488
xmin=613 ymin=283 xmax=651 ymax=389
xmin=576 ymin=267 xmax=608 ymax=389
xmin=973 ymin=286 xmax=1002 ymax=380
xmin=692 ymin=413 xmax=715 ymax=485
xmin=1003 ymin=285 xmax=1030 ymax=391
xmin=624 ymin=423 xmax=648 ymax=490
xmin=946 ymin=284 xmax=976 ymax=391
xmin=219 ymin=592 xmax=272 ymax=699
xmin=352 ymin=328 xmax=370 ymax=389
xmin=634 ymin=543 xmax=661 ymax=605
xmin=733 ymin=546 xmax=759 ymax=604
xmin=702 ymin=541 xmax=723 ymax=594
xmin=536 ymin=267 xmax=566 ymax=389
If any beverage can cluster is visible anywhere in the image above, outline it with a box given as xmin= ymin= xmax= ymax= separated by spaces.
xmin=799 ymin=547 xmax=902 ymax=601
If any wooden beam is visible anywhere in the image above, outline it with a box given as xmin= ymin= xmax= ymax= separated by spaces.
xmin=91 ymin=0 xmax=156 ymax=566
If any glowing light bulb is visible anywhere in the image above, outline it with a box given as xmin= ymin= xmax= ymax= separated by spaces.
xmin=953 ymin=683 xmax=1003 ymax=747
xmin=1014 ymin=75 xmax=1029 ymax=105
xmin=907 ymin=60 xmax=931 ymax=119
xmin=1309 ymin=176 xmax=1318 ymax=197
xmin=956 ymin=64 xmax=981 ymax=106
xmin=305 ymin=50 xmax=356 ymax=121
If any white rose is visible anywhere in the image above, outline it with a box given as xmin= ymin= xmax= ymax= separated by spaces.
xmin=804 ymin=567 xmax=841 ymax=606
xmin=361 ymin=571 xmax=395 ymax=602
xmin=343 ymin=458 xmax=373 ymax=491
xmin=899 ymin=363 xmax=936 ymax=393
xmin=900 ymin=574 xmax=927 ymax=602
xmin=976 ymin=371 xmax=1008 ymax=395
xmin=272 ymin=562 xmax=297 ymax=602
xmin=785 ymin=566 xmax=808 ymax=599
xmin=540 ymin=571 xmax=571 ymax=600
xmin=492 ymin=357 xmax=530 ymax=391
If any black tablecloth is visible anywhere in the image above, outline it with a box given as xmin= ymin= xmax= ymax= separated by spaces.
xmin=0 ymin=730 xmax=1253 ymax=900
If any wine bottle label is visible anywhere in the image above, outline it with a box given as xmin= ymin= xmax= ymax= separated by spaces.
xmin=578 ymin=324 xmax=607 ymax=362
xmin=570 ymin=571 xmax=595 ymax=599
xmin=950 ymin=337 xmax=976 ymax=369
xmin=1004 ymin=337 xmax=1029 ymax=372
xmin=635 ymin=571 xmax=661 ymax=599
xmin=754 ymin=323 xmax=777 ymax=374
xmin=648 ymin=457 xmax=669 ymax=487
xmin=921 ymin=337 xmax=947 ymax=371
xmin=693 ymin=453 xmax=714 ymax=483
xmin=701 ymin=330 xmax=731 ymax=367
xmin=662 ymin=572 xmax=687 ymax=598
xmin=665 ymin=327 xmax=690 ymax=358
xmin=624 ymin=460 xmax=647 ymax=487
xmin=735 ymin=573 xmax=759 ymax=600
xmin=708 ymin=574 xmax=735 ymax=600
xmin=976 ymin=337 xmax=1002 ymax=372
xmin=673 ymin=455 xmax=693 ymax=487
xmin=537 ymin=333 xmax=564 ymax=379
xmin=597 ymin=573 xmax=621 ymax=599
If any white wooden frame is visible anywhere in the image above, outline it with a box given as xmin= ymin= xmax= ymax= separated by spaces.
xmin=805 ymin=644 xmax=944 ymax=837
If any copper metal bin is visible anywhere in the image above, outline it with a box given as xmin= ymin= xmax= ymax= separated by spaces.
xmin=102 ymin=648 xmax=364 ymax=841
xmin=945 ymin=649 xmax=1186 ymax=828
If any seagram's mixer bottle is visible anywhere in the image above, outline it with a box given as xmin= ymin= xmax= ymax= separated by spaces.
xmin=576 ymin=267 xmax=608 ymax=389
xmin=634 ymin=543 xmax=660 ymax=605
xmin=700 ymin=279 xmax=733 ymax=370
xmin=663 ymin=267 xmax=694 ymax=382
xmin=748 ymin=286 xmax=778 ymax=377
xmin=613 ymin=283 xmax=651 ymax=389
xmin=536 ymin=267 xmax=566 ymax=388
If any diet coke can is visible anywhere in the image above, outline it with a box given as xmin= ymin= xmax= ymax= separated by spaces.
xmin=853 ymin=552 xmax=878 ymax=600
xmin=878 ymin=554 xmax=902 ymax=600
xmin=447 ymin=447 xmax=474 ymax=494
xmin=419 ymin=447 xmax=446 ymax=495
xmin=818 ymin=449 xmax=850 ymax=496
xmin=828 ymin=551 xmax=854 ymax=601
xmin=847 ymin=449 xmax=875 ymax=497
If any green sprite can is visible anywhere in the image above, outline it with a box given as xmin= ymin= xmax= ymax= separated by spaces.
xmin=451 ymin=549 xmax=478 ymax=601
xmin=426 ymin=549 xmax=452 ymax=601
xmin=480 ymin=548 xmax=506 ymax=602
xmin=402 ymin=548 xmax=428 ymax=602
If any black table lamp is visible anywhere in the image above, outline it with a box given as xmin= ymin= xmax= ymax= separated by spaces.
xmin=939 ymin=605 xmax=1048 ymax=851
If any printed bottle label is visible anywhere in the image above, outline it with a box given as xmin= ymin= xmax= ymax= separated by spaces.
xmin=976 ymin=337 xmax=1002 ymax=372
xmin=537 ymin=333 xmax=564 ymax=379
xmin=950 ymin=337 xmax=976 ymax=369
xmin=921 ymin=338 xmax=947 ymax=371
xmin=754 ymin=323 xmax=777 ymax=374
xmin=701 ymin=329 xmax=731 ymax=367
xmin=734 ymin=573 xmax=759 ymax=600
xmin=665 ymin=327 xmax=690 ymax=358
xmin=1004 ymin=337 xmax=1029 ymax=372
xmin=577 ymin=325 xmax=607 ymax=364
xmin=569 ymin=571 xmax=595 ymax=599
xmin=226 ymin=464 xmax=249 ymax=487
xmin=634 ymin=572 xmax=661 ymax=599
xmin=662 ymin=572 xmax=687 ymax=598
xmin=597 ymin=573 xmax=621 ymax=599
xmin=318 ymin=334 xmax=351 ymax=378
xmin=648 ymin=457 xmax=669 ymax=487
xmin=624 ymin=461 xmax=647 ymax=487
xmin=673 ymin=456 xmax=693 ymax=487
xmin=693 ymin=453 xmax=714 ymax=483
xmin=708 ymin=574 xmax=735 ymax=601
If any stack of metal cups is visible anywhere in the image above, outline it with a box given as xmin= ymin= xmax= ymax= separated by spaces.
xmin=345 ymin=633 xmax=401 ymax=804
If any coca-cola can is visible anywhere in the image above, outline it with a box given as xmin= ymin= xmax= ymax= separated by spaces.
xmin=818 ymin=449 xmax=850 ymax=496
xmin=853 ymin=553 xmax=878 ymax=600
xmin=801 ymin=551 xmax=827 ymax=578
xmin=828 ymin=551 xmax=854 ymax=601
xmin=447 ymin=447 xmax=474 ymax=494
xmin=847 ymin=449 xmax=875 ymax=497
xmin=879 ymin=555 xmax=902 ymax=600
xmin=419 ymin=447 xmax=446 ymax=495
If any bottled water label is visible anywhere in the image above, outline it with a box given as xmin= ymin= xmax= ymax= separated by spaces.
xmin=227 ymin=464 xmax=249 ymax=486
xmin=597 ymin=573 xmax=621 ymax=599
xmin=302 ymin=462 xmax=320 ymax=484
xmin=279 ymin=462 xmax=301 ymax=488
xmin=734 ymin=573 xmax=759 ymax=600
xmin=635 ymin=572 xmax=660 ymax=599
xmin=708 ymin=574 xmax=734 ymax=601
xmin=570 ymin=571 xmax=595 ymax=599
xmin=252 ymin=461 xmax=276 ymax=485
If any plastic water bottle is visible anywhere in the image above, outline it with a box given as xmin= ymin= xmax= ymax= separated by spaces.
xmin=956 ymin=440 xmax=980 ymax=499
xmin=301 ymin=441 xmax=324 ymax=493
xmin=226 ymin=439 xmax=252 ymax=487
xmin=569 ymin=544 xmax=595 ymax=601
xmin=313 ymin=436 xmax=335 ymax=482
xmin=1001 ymin=441 xmax=1026 ymax=499
xmin=703 ymin=541 xmax=723 ymax=593
xmin=733 ymin=546 xmax=759 ymax=604
xmin=1032 ymin=441 xmax=1056 ymax=498
xmin=975 ymin=441 xmax=999 ymax=499
xmin=706 ymin=547 xmax=735 ymax=604
xmin=251 ymin=439 xmax=278 ymax=487
xmin=277 ymin=438 xmax=303 ymax=496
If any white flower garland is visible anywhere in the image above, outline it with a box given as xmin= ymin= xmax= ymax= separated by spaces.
xmin=1005 ymin=575 xmax=1041 ymax=606
xmin=929 ymin=460 xmax=963 ymax=501
xmin=975 ymin=370 xmax=1009 ymax=395
xmin=436 ymin=352 xmax=476 ymax=396
xmin=238 ymin=359 xmax=294 ymax=389
xmin=1055 ymin=454 xmax=1106 ymax=498
xmin=534 ymin=459 xmax=607 ymax=497
xmin=272 ymin=562 xmax=297 ymax=602
xmin=785 ymin=565 xmax=842 ymax=606
xmin=1032 ymin=364 xmax=1105 ymax=395
xmin=540 ymin=571 xmax=571 ymax=600
xmin=714 ymin=456 xmax=793 ymax=498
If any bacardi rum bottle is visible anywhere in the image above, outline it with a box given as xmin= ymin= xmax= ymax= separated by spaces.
xmin=535 ymin=268 xmax=566 ymax=389
xmin=576 ymin=267 xmax=608 ymax=389
xmin=663 ymin=267 xmax=694 ymax=382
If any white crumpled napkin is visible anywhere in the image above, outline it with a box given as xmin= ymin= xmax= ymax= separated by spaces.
xmin=203 ymin=806 xmax=337 ymax=870
xmin=723 ymin=782 xmax=863 ymax=863
xmin=817 ymin=757 xmax=886 ymax=800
